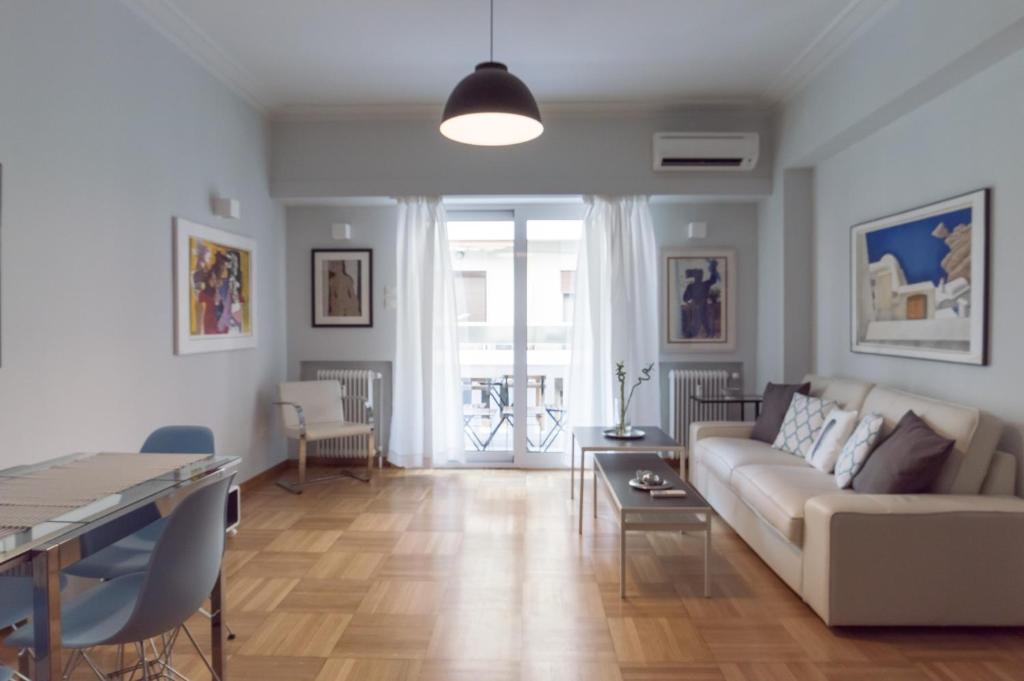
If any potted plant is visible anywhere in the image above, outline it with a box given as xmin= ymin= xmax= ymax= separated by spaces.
xmin=613 ymin=361 xmax=654 ymax=436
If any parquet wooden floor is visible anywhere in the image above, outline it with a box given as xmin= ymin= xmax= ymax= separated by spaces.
xmin=4 ymin=467 xmax=1024 ymax=680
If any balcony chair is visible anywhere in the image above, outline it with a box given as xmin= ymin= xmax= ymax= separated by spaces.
xmin=275 ymin=380 xmax=377 ymax=494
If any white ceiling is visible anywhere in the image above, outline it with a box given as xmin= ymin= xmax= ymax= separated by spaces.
xmin=129 ymin=0 xmax=891 ymax=116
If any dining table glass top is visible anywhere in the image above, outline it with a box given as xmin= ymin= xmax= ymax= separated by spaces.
xmin=0 ymin=452 xmax=239 ymax=565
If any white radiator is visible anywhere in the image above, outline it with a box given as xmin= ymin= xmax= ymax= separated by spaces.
xmin=668 ymin=369 xmax=730 ymax=447
xmin=314 ymin=368 xmax=381 ymax=459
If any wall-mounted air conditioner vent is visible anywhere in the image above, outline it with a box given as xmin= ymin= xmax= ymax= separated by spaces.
xmin=653 ymin=132 xmax=759 ymax=172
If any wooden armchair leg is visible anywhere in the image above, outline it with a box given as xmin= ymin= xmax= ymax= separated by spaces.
xmin=298 ymin=437 xmax=308 ymax=486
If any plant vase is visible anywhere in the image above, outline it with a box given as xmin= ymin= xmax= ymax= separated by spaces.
xmin=611 ymin=360 xmax=654 ymax=436
xmin=613 ymin=396 xmax=632 ymax=436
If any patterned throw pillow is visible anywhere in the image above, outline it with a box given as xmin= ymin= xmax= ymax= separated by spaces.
xmin=834 ymin=413 xmax=885 ymax=488
xmin=772 ymin=393 xmax=837 ymax=458
xmin=806 ymin=409 xmax=859 ymax=473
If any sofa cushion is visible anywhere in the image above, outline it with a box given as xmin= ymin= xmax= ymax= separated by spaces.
xmin=803 ymin=374 xmax=874 ymax=413
xmin=834 ymin=413 xmax=885 ymax=489
xmin=732 ymin=464 xmax=848 ymax=545
xmin=772 ymin=394 xmax=837 ymax=458
xmin=695 ymin=437 xmax=805 ymax=486
xmin=807 ymin=409 xmax=858 ymax=473
xmin=852 ymin=411 xmax=954 ymax=494
xmin=860 ymin=386 xmax=999 ymax=494
xmin=751 ymin=382 xmax=810 ymax=443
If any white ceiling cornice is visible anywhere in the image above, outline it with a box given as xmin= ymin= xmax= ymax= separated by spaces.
xmin=762 ymin=0 xmax=897 ymax=103
xmin=124 ymin=0 xmax=896 ymax=118
xmin=270 ymin=97 xmax=770 ymax=123
xmin=121 ymin=0 xmax=271 ymax=111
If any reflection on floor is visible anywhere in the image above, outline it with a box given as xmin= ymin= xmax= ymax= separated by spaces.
xmin=4 ymin=468 xmax=1024 ymax=680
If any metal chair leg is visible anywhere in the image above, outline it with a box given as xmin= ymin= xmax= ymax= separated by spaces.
xmin=79 ymin=650 xmax=109 ymax=681
xmin=182 ymin=623 xmax=221 ymax=681
xmin=277 ymin=435 xmax=371 ymax=493
xmin=198 ymin=606 xmax=235 ymax=640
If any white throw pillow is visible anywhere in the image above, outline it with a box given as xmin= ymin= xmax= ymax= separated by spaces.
xmin=772 ymin=393 xmax=837 ymax=458
xmin=834 ymin=412 xmax=885 ymax=488
xmin=805 ymin=409 xmax=858 ymax=473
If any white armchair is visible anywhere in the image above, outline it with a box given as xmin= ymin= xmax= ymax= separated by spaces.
xmin=275 ymin=380 xmax=376 ymax=494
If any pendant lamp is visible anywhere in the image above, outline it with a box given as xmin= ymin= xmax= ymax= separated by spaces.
xmin=440 ymin=0 xmax=543 ymax=146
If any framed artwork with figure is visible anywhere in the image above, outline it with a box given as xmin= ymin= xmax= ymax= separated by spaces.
xmin=664 ymin=249 xmax=736 ymax=350
xmin=312 ymin=249 xmax=373 ymax=327
xmin=850 ymin=189 xmax=988 ymax=365
xmin=174 ymin=218 xmax=257 ymax=355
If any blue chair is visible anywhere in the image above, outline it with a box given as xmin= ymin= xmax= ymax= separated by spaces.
xmin=65 ymin=426 xmax=215 ymax=578
xmin=0 ymin=577 xmax=32 ymax=631
xmin=6 ymin=474 xmax=235 ymax=680
xmin=0 ymin=575 xmax=69 ymax=631
xmin=141 ymin=425 xmax=215 ymax=455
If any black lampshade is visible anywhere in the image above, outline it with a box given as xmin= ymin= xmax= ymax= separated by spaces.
xmin=440 ymin=61 xmax=543 ymax=146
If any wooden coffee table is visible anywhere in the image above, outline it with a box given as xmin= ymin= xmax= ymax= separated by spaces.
xmin=593 ymin=453 xmax=713 ymax=598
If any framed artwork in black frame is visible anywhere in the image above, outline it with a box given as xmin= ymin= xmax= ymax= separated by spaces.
xmin=312 ymin=249 xmax=373 ymax=327
xmin=850 ymin=188 xmax=988 ymax=365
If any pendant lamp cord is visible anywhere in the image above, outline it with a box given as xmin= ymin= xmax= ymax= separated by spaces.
xmin=489 ymin=0 xmax=494 ymax=61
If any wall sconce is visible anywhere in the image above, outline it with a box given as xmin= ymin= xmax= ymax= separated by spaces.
xmin=332 ymin=223 xmax=352 ymax=240
xmin=383 ymin=286 xmax=398 ymax=310
xmin=212 ymin=197 xmax=241 ymax=219
xmin=688 ymin=221 xmax=707 ymax=239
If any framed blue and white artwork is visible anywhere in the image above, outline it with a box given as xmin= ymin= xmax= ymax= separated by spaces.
xmin=850 ymin=189 xmax=989 ymax=365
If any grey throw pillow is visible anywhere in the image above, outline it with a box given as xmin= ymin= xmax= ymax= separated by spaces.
xmin=852 ymin=410 xmax=954 ymax=494
xmin=750 ymin=382 xmax=811 ymax=443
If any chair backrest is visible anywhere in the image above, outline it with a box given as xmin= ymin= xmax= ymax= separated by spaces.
xmin=81 ymin=426 xmax=217 ymax=556
xmin=141 ymin=425 xmax=216 ymax=454
xmin=278 ymin=380 xmax=344 ymax=428
xmin=117 ymin=474 xmax=235 ymax=642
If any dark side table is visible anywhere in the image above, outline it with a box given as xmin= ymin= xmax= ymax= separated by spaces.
xmin=690 ymin=393 xmax=763 ymax=421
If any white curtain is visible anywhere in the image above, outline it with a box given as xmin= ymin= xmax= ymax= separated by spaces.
xmin=566 ymin=195 xmax=660 ymax=440
xmin=389 ymin=197 xmax=465 ymax=467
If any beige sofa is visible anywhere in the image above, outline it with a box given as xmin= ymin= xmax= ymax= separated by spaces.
xmin=690 ymin=374 xmax=1024 ymax=626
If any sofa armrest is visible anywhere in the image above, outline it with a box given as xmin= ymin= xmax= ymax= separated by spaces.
xmin=803 ymin=493 xmax=1024 ymax=625
xmin=689 ymin=421 xmax=755 ymax=445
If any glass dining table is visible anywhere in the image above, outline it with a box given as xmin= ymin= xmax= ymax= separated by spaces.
xmin=0 ymin=452 xmax=240 ymax=681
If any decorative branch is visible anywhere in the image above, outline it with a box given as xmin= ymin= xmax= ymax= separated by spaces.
xmin=615 ymin=361 xmax=655 ymax=430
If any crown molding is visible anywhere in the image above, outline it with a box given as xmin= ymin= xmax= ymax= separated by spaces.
xmin=124 ymin=0 xmax=892 ymax=118
xmin=121 ymin=0 xmax=271 ymax=112
xmin=762 ymin=0 xmax=897 ymax=104
xmin=271 ymin=97 xmax=768 ymax=123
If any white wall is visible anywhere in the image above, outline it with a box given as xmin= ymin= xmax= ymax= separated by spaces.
xmin=286 ymin=205 xmax=399 ymax=378
xmin=652 ymin=202 xmax=758 ymax=389
xmin=286 ymin=201 xmax=758 ymax=389
xmin=271 ymin=109 xmax=773 ymax=199
xmin=764 ymin=0 xmax=1024 ymax=470
xmin=0 ymin=1 xmax=287 ymax=479
xmin=813 ymin=47 xmax=1024 ymax=455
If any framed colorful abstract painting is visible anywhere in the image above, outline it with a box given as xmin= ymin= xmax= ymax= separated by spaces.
xmin=173 ymin=218 xmax=257 ymax=355
xmin=850 ymin=189 xmax=988 ymax=365
xmin=664 ymin=249 xmax=735 ymax=350
xmin=312 ymin=249 xmax=373 ymax=327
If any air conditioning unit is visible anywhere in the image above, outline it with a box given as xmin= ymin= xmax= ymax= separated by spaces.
xmin=653 ymin=132 xmax=759 ymax=171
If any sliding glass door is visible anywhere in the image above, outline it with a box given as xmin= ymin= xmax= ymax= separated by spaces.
xmin=448 ymin=218 xmax=516 ymax=463
xmin=448 ymin=208 xmax=583 ymax=467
